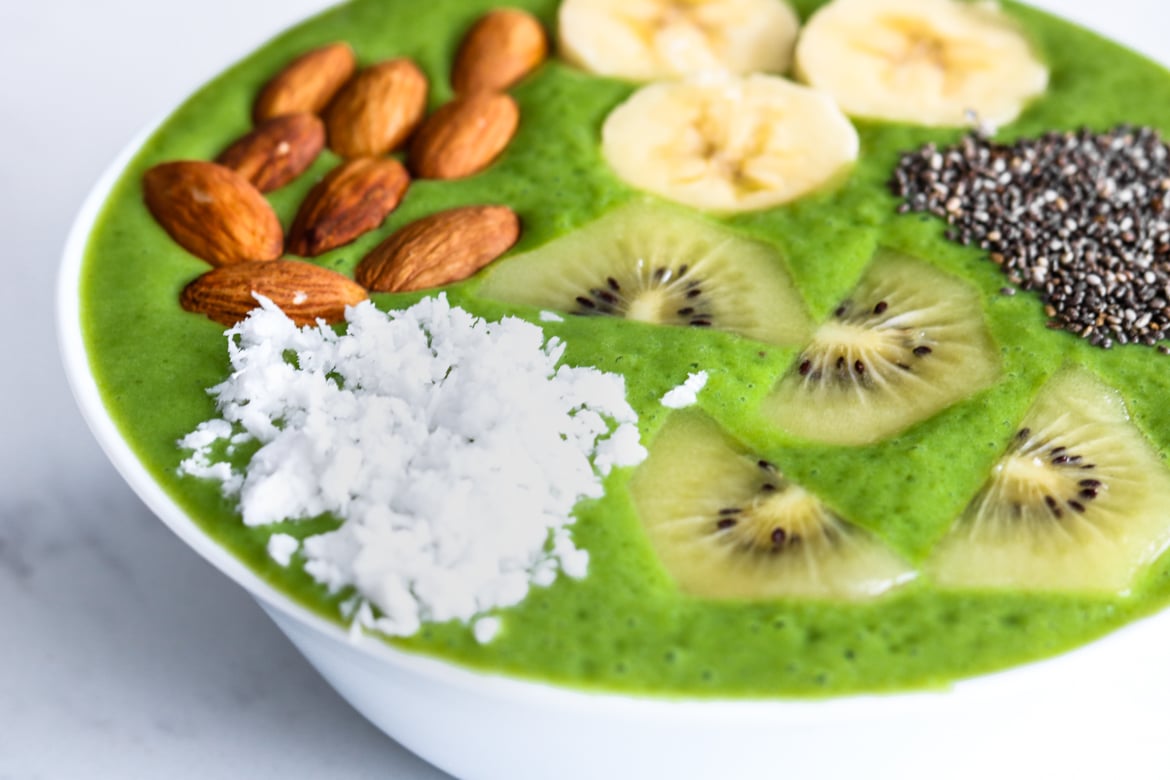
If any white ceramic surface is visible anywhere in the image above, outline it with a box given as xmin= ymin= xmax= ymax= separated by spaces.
xmin=54 ymin=5 xmax=1170 ymax=779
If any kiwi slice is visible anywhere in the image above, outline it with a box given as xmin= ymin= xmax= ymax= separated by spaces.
xmin=476 ymin=201 xmax=811 ymax=345
xmin=760 ymin=250 xmax=999 ymax=446
xmin=928 ymin=369 xmax=1170 ymax=594
xmin=628 ymin=411 xmax=914 ymax=600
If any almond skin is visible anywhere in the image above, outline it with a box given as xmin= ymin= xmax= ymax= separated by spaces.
xmin=286 ymin=157 xmax=411 ymax=257
xmin=216 ymin=113 xmax=326 ymax=192
xmin=253 ymin=42 xmax=357 ymax=123
xmin=409 ymin=93 xmax=519 ymax=180
xmin=143 ymin=161 xmax=283 ymax=266
xmin=452 ymin=9 xmax=548 ymax=94
xmin=325 ymin=59 xmax=429 ymax=158
xmin=356 ymin=205 xmax=520 ymax=292
xmin=181 ymin=260 xmax=368 ymax=326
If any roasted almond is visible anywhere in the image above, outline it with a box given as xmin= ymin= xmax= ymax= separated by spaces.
xmin=216 ymin=113 xmax=326 ymax=192
xmin=181 ymin=260 xmax=368 ymax=326
xmin=409 ymin=92 xmax=519 ymax=180
xmin=143 ymin=161 xmax=283 ymax=266
xmin=286 ymin=157 xmax=410 ymax=257
xmin=253 ymin=42 xmax=357 ymax=123
xmin=355 ymin=205 xmax=520 ymax=292
xmin=452 ymin=9 xmax=548 ymax=94
xmin=325 ymin=58 xmax=429 ymax=158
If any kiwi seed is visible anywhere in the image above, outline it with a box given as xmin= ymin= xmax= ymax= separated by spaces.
xmin=571 ymin=262 xmax=719 ymax=327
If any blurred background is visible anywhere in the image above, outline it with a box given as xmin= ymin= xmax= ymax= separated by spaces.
xmin=0 ymin=0 xmax=1161 ymax=777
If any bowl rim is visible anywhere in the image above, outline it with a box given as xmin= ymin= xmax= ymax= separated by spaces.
xmin=57 ymin=115 xmax=1170 ymax=722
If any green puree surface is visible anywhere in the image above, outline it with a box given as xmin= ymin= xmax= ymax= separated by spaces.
xmin=80 ymin=0 xmax=1170 ymax=697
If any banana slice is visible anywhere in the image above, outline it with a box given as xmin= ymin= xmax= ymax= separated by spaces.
xmin=559 ymin=0 xmax=801 ymax=82
xmin=601 ymin=74 xmax=859 ymax=212
xmin=794 ymin=0 xmax=1048 ymax=127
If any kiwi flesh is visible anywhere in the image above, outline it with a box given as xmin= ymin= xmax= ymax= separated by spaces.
xmin=476 ymin=201 xmax=811 ymax=345
xmin=928 ymin=369 xmax=1170 ymax=594
xmin=628 ymin=411 xmax=914 ymax=601
xmin=760 ymin=249 xmax=1000 ymax=446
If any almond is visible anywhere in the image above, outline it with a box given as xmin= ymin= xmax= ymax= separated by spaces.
xmin=253 ymin=42 xmax=357 ymax=123
xmin=143 ymin=161 xmax=283 ymax=266
xmin=216 ymin=113 xmax=326 ymax=193
xmin=325 ymin=59 xmax=429 ymax=159
xmin=409 ymin=92 xmax=519 ymax=180
xmin=355 ymin=205 xmax=520 ymax=292
xmin=452 ymin=9 xmax=548 ymax=94
xmin=286 ymin=157 xmax=411 ymax=257
xmin=181 ymin=260 xmax=368 ymax=326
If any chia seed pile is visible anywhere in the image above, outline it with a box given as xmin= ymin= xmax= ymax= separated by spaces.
xmin=891 ymin=125 xmax=1170 ymax=350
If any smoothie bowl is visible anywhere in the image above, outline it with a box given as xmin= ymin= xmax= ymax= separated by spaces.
xmin=59 ymin=0 xmax=1170 ymax=776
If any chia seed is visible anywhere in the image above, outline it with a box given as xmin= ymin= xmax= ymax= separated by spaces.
xmin=891 ymin=125 xmax=1170 ymax=350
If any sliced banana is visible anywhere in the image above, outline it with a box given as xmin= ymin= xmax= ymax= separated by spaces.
xmin=794 ymin=0 xmax=1048 ymax=127
xmin=601 ymin=74 xmax=859 ymax=212
xmin=559 ymin=0 xmax=801 ymax=82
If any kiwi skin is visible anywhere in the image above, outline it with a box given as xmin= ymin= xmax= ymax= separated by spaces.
xmin=760 ymin=249 xmax=1001 ymax=447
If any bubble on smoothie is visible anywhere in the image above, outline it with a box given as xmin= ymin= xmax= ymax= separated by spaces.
xmin=177 ymin=294 xmax=647 ymax=641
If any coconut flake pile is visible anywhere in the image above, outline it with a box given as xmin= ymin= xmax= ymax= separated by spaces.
xmin=178 ymin=294 xmax=646 ymax=640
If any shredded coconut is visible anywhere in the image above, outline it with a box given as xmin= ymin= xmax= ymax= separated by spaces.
xmin=267 ymin=533 xmax=299 ymax=567
xmin=660 ymin=371 xmax=709 ymax=408
xmin=473 ymin=616 xmax=502 ymax=644
xmin=178 ymin=294 xmax=646 ymax=641
xmin=538 ymin=310 xmax=564 ymax=323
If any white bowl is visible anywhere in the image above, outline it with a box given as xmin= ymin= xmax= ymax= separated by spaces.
xmin=59 ymin=125 xmax=1170 ymax=780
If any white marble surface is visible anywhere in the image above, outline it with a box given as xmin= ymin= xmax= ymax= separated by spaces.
xmin=0 ymin=1 xmax=1165 ymax=778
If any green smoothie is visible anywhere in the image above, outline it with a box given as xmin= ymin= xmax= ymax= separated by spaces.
xmin=79 ymin=0 xmax=1170 ymax=697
